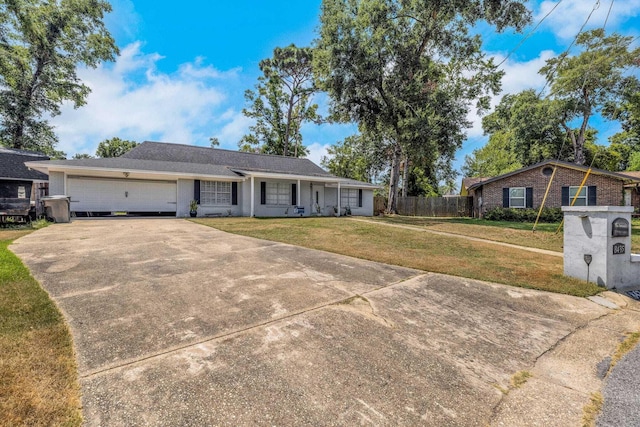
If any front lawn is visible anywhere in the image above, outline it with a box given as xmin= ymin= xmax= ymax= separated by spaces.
xmin=370 ymin=216 xmax=640 ymax=254
xmin=0 ymin=227 xmax=81 ymax=426
xmin=370 ymin=215 xmax=565 ymax=252
xmin=194 ymin=217 xmax=601 ymax=297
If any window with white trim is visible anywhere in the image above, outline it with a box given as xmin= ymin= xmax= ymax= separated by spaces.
xmin=201 ymin=181 xmax=231 ymax=205
xmin=266 ymin=182 xmax=290 ymax=205
xmin=569 ymin=186 xmax=587 ymax=206
xmin=509 ymin=187 xmax=526 ymax=208
xmin=340 ymin=188 xmax=358 ymax=207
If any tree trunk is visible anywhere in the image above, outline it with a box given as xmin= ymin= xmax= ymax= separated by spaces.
xmin=387 ymin=142 xmax=402 ymax=214
xmin=283 ymin=93 xmax=295 ymax=157
xmin=401 ymin=154 xmax=410 ymax=197
xmin=562 ymin=123 xmax=586 ymax=166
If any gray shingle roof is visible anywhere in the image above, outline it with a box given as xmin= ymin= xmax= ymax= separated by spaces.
xmin=122 ymin=141 xmax=333 ymax=177
xmin=467 ymin=160 xmax=640 ymax=191
xmin=0 ymin=147 xmax=49 ymax=180
xmin=29 ymin=157 xmax=241 ymax=178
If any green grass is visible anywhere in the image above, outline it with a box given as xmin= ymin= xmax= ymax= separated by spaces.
xmin=0 ymin=226 xmax=81 ymax=426
xmin=369 ymin=216 xmax=640 ymax=253
xmin=194 ymin=217 xmax=602 ymax=297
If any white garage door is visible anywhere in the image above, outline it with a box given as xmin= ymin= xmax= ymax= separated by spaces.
xmin=67 ymin=177 xmax=177 ymax=213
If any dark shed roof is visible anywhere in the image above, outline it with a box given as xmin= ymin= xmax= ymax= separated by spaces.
xmin=0 ymin=147 xmax=49 ymax=180
xmin=122 ymin=141 xmax=333 ymax=177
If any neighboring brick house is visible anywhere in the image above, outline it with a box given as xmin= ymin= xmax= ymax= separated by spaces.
xmin=620 ymin=171 xmax=640 ymax=211
xmin=464 ymin=160 xmax=640 ymax=218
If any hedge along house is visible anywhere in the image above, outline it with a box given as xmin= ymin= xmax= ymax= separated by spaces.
xmin=465 ymin=160 xmax=640 ymax=218
xmin=25 ymin=141 xmax=378 ymax=218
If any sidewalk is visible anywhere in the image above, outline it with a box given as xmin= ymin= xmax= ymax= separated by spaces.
xmin=348 ymin=217 xmax=563 ymax=257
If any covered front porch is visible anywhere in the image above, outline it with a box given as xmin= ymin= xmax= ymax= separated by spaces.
xmin=241 ymin=172 xmax=376 ymax=218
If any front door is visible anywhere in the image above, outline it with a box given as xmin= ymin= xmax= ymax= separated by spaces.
xmin=312 ymin=184 xmax=325 ymax=215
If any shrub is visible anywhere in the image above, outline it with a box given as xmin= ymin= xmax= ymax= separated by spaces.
xmin=484 ymin=207 xmax=562 ymax=223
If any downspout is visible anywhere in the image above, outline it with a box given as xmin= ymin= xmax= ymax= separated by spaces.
xmin=250 ymin=176 xmax=255 ymax=217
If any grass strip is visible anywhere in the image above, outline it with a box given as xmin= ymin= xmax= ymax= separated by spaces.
xmin=610 ymin=331 xmax=640 ymax=372
xmin=194 ymin=217 xmax=601 ymax=297
xmin=0 ymin=229 xmax=81 ymax=426
xmin=582 ymin=392 xmax=604 ymax=427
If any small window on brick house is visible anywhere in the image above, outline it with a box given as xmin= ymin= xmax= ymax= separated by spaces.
xmin=503 ymin=187 xmax=533 ymax=209
xmin=562 ymin=186 xmax=597 ymax=206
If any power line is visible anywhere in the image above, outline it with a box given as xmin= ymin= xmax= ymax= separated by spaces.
xmin=495 ymin=0 xmax=565 ymax=68
xmin=537 ymin=0 xmax=602 ymax=97
xmin=603 ymin=0 xmax=614 ymax=31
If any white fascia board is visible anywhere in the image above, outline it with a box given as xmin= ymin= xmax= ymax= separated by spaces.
xmin=235 ymin=170 xmax=339 ymax=182
xmin=23 ymin=162 xmax=49 ymax=174
xmin=237 ymin=170 xmax=380 ymax=188
xmin=0 ymin=176 xmax=45 ymax=181
xmin=24 ymin=162 xmax=245 ymax=182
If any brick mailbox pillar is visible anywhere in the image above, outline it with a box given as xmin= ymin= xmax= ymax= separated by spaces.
xmin=562 ymin=206 xmax=640 ymax=290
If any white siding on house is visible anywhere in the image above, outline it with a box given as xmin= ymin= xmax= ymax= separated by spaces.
xmin=324 ymin=187 xmax=338 ymax=215
xmin=182 ymin=179 xmax=244 ymax=217
xmin=241 ymin=180 xmax=251 ymax=217
xmin=177 ymin=179 xmax=194 ymax=217
xmin=251 ymin=178 xmax=310 ymax=217
xmin=49 ymin=171 xmax=65 ymax=195
xmin=324 ymin=187 xmax=374 ymax=216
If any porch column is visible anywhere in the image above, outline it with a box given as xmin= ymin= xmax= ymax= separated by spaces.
xmin=337 ymin=181 xmax=341 ymax=217
xmin=297 ymin=179 xmax=301 ymax=207
xmin=250 ymin=176 xmax=255 ymax=217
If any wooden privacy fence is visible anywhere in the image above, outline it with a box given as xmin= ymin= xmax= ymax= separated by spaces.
xmin=376 ymin=195 xmax=472 ymax=217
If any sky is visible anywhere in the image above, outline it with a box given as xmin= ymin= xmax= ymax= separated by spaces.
xmin=52 ymin=0 xmax=640 ymax=186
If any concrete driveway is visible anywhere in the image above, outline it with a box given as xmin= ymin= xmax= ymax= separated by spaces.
xmin=10 ymin=219 xmax=640 ymax=426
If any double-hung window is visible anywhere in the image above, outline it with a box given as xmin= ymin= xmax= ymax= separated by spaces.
xmin=503 ymin=187 xmax=532 ymax=209
xmin=340 ymin=189 xmax=359 ymax=207
xmin=266 ymin=182 xmax=291 ymax=206
xmin=509 ymin=187 xmax=526 ymax=208
xmin=568 ymin=186 xmax=587 ymax=206
xmin=201 ymin=181 xmax=231 ymax=205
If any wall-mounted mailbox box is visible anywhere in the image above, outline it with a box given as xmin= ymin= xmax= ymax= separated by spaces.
xmin=612 ymin=218 xmax=630 ymax=237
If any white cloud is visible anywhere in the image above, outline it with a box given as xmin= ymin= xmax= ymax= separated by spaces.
xmin=51 ymin=42 xmax=237 ymax=156
xmin=306 ymin=142 xmax=330 ymax=167
xmin=465 ymin=50 xmax=555 ymax=139
xmin=212 ymin=109 xmax=254 ymax=148
xmin=536 ymin=0 xmax=640 ymax=40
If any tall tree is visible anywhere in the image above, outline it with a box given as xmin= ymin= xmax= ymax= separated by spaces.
xmin=240 ymin=44 xmax=320 ymax=157
xmin=539 ymin=29 xmax=640 ymax=165
xmin=462 ymin=132 xmax=522 ymax=177
xmin=604 ymin=80 xmax=640 ymax=159
xmin=481 ymin=90 xmax=571 ymax=165
xmin=0 ymin=0 xmax=117 ymax=156
xmin=314 ymin=0 xmax=530 ymax=212
xmin=95 ymin=137 xmax=137 ymax=158
xmin=321 ymin=133 xmax=386 ymax=182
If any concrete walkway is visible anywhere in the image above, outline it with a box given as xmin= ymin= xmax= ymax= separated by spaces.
xmin=348 ymin=217 xmax=564 ymax=257
xmin=10 ymin=219 xmax=640 ymax=426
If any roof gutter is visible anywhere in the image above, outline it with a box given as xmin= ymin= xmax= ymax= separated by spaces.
xmin=24 ymin=162 xmax=243 ymax=181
